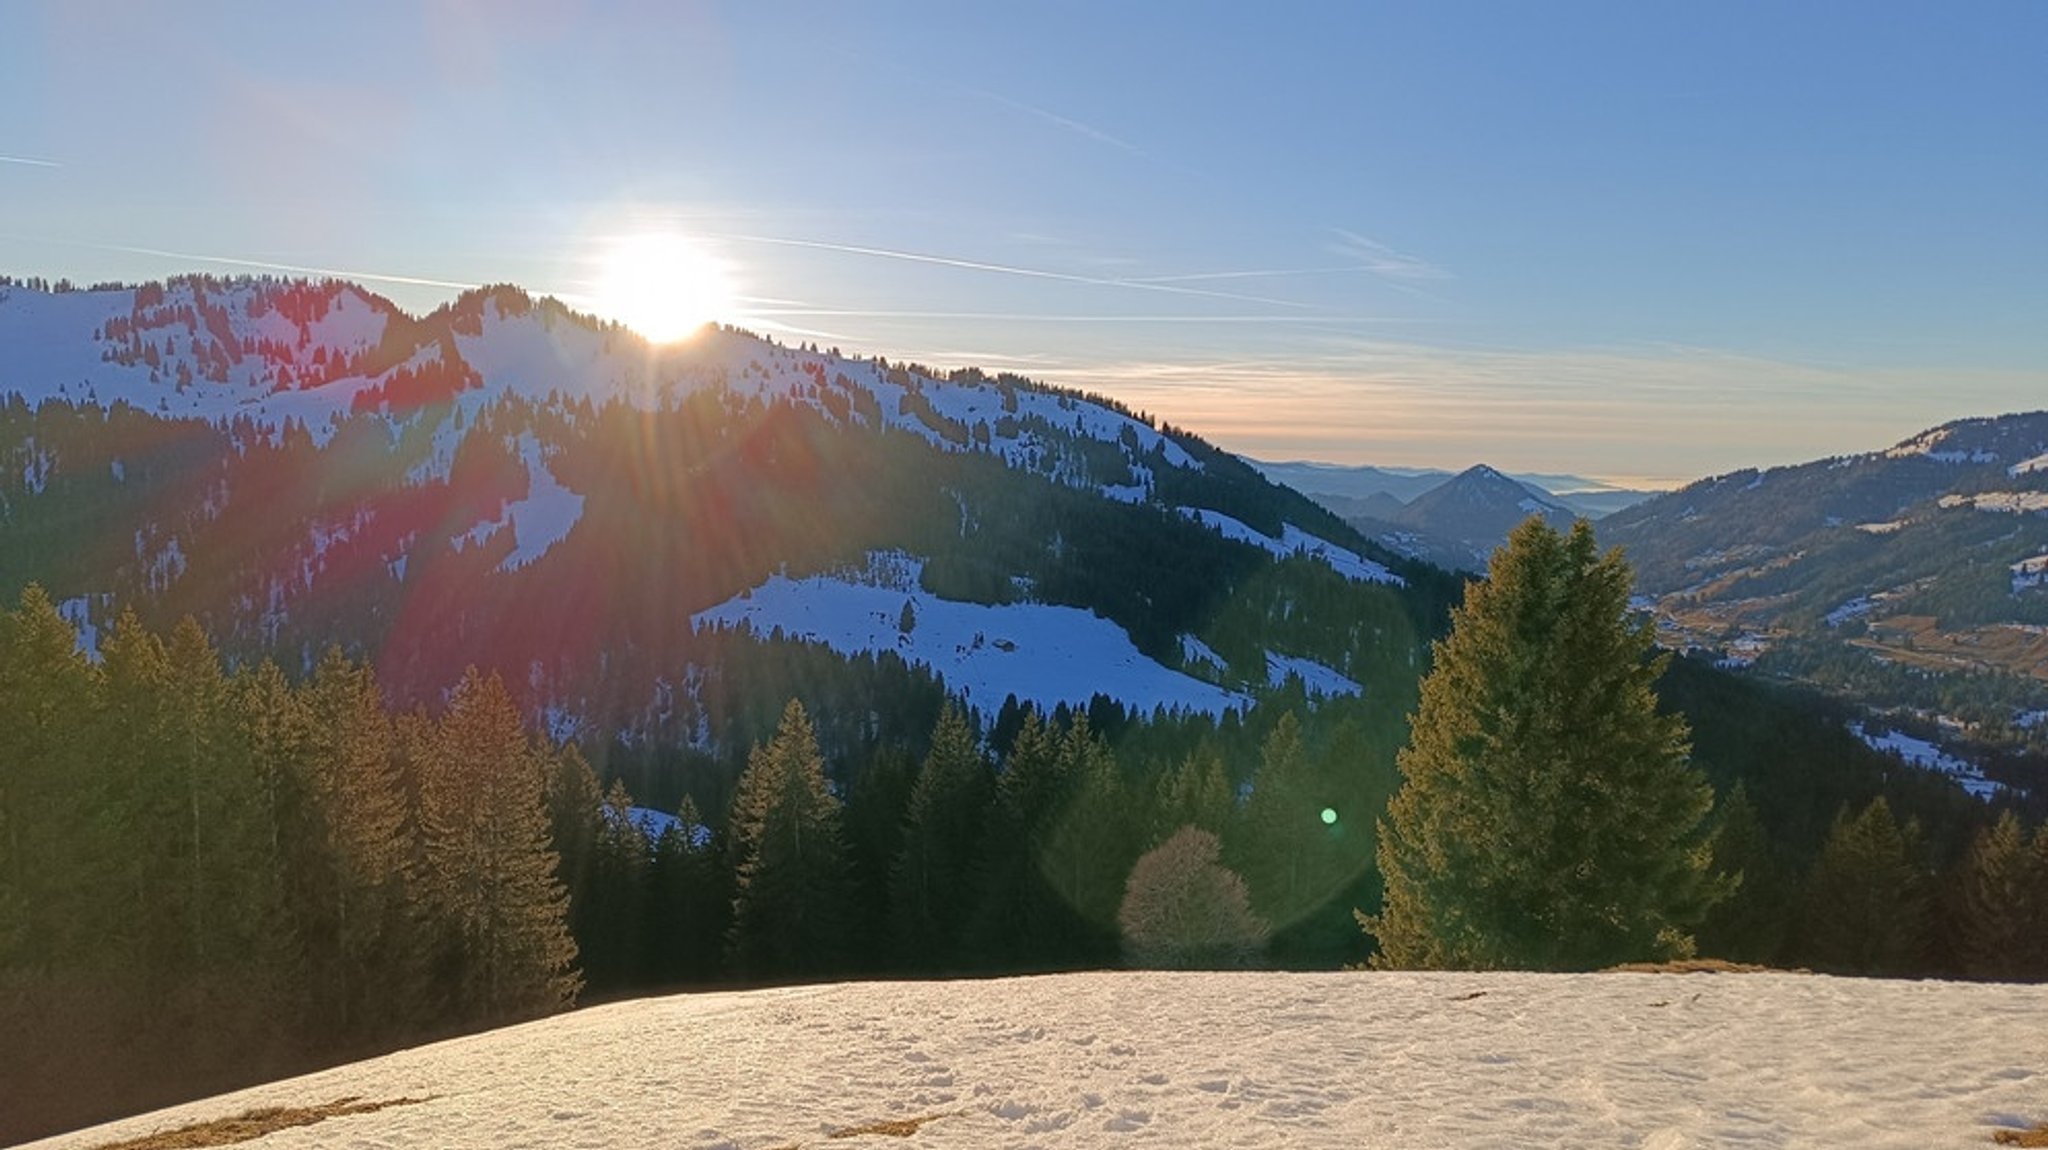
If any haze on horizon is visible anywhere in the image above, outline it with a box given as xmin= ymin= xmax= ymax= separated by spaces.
xmin=2 ymin=2 xmax=2042 ymax=488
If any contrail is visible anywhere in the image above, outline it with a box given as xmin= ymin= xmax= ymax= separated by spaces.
xmin=746 ymin=308 xmax=1425 ymax=325
xmin=99 ymin=243 xmax=477 ymax=291
xmin=0 ymin=154 xmax=61 ymax=168
xmin=714 ymin=233 xmax=1323 ymax=312
xmin=1125 ymin=266 xmax=1377 ymax=285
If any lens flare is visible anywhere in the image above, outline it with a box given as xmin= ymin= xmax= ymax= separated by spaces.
xmin=590 ymin=232 xmax=733 ymax=343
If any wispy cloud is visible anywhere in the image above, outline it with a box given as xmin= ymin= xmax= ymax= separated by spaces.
xmin=971 ymin=88 xmax=1143 ymax=155
xmin=1014 ymin=338 xmax=2046 ymax=486
xmin=1329 ymin=229 xmax=1452 ymax=282
xmin=0 ymin=153 xmax=61 ymax=168
xmin=713 ymin=232 xmax=1324 ymax=311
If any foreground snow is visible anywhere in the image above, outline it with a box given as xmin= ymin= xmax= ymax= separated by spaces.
xmin=31 ymin=971 xmax=2048 ymax=1150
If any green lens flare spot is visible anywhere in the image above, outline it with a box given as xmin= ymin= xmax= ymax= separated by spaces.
xmin=1320 ymin=807 xmax=1338 ymax=825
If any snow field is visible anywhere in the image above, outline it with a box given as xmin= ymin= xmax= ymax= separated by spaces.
xmin=692 ymin=558 xmax=1251 ymax=717
xmin=30 ymin=971 xmax=2048 ymax=1150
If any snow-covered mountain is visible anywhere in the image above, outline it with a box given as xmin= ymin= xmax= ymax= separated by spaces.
xmin=26 ymin=970 xmax=2048 ymax=1150
xmin=0 ymin=276 xmax=1425 ymax=744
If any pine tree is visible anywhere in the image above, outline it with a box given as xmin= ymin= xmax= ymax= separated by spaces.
xmin=1153 ymin=744 xmax=1233 ymax=844
xmin=0 ymin=586 xmax=101 ymax=968
xmin=727 ymin=699 xmax=850 ymax=979
xmin=1237 ymin=713 xmax=1331 ymax=930
xmin=287 ymin=650 xmax=422 ymax=1042
xmin=417 ymin=668 xmax=580 ymax=1023
xmin=646 ymin=794 xmax=728 ymax=983
xmin=1797 ymin=797 xmax=1931 ymax=976
xmin=891 ymin=704 xmax=990 ymax=970
xmin=1036 ymin=713 xmax=1134 ymax=960
xmin=1366 ymin=518 xmax=1724 ymax=970
xmin=1949 ymin=809 xmax=2036 ymax=981
xmin=1693 ymin=781 xmax=1790 ymax=964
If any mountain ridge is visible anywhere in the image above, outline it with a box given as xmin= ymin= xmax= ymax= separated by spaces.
xmin=0 ymin=274 xmax=1445 ymax=751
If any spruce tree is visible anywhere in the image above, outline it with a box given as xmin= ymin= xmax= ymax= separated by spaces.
xmin=727 ymin=699 xmax=850 ymax=979
xmin=0 ymin=586 xmax=101 ymax=968
xmin=1948 ymin=809 xmax=2035 ymax=981
xmin=1237 ymin=713 xmax=1331 ymax=930
xmin=891 ymin=704 xmax=990 ymax=970
xmin=1036 ymin=713 xmax=1134 ymax=960
xmin=1797 ymin=797 xmax=1931 ymax=976
xmin=1152 ymin=744 xmax=1233 ymax=844
xmin=1366 ymin=518 xmax=1723 ymax=970
xmin=1693 ymin=782 xmax=1789 ymax=965
xmin=417 ymin=668 xmax=580 ymax=1023
xmin=289 ymin=650 xmax=421 ymax=1042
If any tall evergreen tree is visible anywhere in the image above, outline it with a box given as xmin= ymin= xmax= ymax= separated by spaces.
xmin=1152 ymin=743 xmax=1233 ymax=844
xmin=288 ymin=650 xmax=421 ymax=1042
xmin=417 ymin=668 xmax=581 ymax=1023
xmin=1366 ymin=518 xmax=1724 ymax=970
xmin=1237 ymin=713 xmax=1330 ymax=930
xmin=1947 ymin=809 xmax=2036 ymax=981
xmin=1797 ymin=797 xmax=1931 ymax=976
xmin=1693 ymin=781 xmax=1790 ymax=964
xmin=0 ymin=586 xmax=100 ymax=968
xmin=646 ymin=794 xmax=727 ymax=984
xmin=891 ymin=704 xmax=991 ymax=970
xmin=726 ymin=699 xmax=850 ymax=979
xmin=1036 ymin=713 xmax=1134 ymax=961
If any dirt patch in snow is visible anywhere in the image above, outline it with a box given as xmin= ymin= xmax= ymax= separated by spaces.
xmin=89 ymin=1096 xmax=432 ymax=1150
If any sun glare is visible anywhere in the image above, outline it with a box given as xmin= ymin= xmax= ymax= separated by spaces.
xmin=591 ymin=233 xmax=733 ymax=343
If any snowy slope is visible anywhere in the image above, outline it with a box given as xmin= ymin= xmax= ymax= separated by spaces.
xmin=29 ymin=971 xmax=2048 ymax=1150
xmin=0 ymin=281 xmax=1202 ymax=505
xmin=693 ymin=554 xmax=1251 ymax=716
xmin=1182 ymin=508 xmax=1402 ymax=585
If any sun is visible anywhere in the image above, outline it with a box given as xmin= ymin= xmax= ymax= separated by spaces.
xmin=590 ymin=232 xmax=733 ymax=343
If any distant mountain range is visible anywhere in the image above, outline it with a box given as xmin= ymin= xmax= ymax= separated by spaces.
xmin=1254 ymin=459 xmax=1657 ymax=520
xmin=1255 ymin=459 xmax=1643 ymax=573
xmin=1596 ymin=412 xmax=2048 ymax=743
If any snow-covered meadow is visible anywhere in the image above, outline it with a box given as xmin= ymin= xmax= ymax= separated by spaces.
xmin=29 ymin=971 xmax=2048 ymax=1149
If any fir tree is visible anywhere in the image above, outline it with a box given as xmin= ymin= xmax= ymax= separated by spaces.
xmin=646 ymin=794 xmax=727 ymax=983
xmin=891 ymin=704 xmax=991 ymax=970
xmin=417 ymin=668 xmax=580 ymax=1023
xmin=1948 ymin=809 xmax=2037 ymax=981
xmin=1797 ymin=797 xmax=1931 ymax=976
xmin=1036 ymin=713 xmax=1134 ymax=959
xmin=1237 ymin=713 xmax=1331 ymax=930
xmin=727 ymin=700 xmax=850 ymax=978
xmin=1693 ymin=781 xmax=1790 ymax=965
xmin=1366 ymin=518 xmax=1724 ymax=970
xmin=0 ymin=586 xmax=100 ymax=968
xmin=1152 ymin=744 xmax=1233 ymax=844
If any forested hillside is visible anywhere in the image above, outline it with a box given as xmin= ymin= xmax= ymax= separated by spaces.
xmin=1599 ymin=412 xmax=2048 ymax=761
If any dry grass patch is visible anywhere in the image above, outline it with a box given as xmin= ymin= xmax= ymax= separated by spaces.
xmin=90 ymin=1096 xmax=432 ymax=1150
xmin=1993 ymin=1122 xmax=2048 ymax=1146
xmin=829 ymin=1111 xmax=958 ymax=1139
xmin=1606 ymin=958 xmax=1798 ymax=974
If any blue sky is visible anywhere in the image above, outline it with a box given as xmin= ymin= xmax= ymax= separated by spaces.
xmin=3 ymin=2 xmax=2043 ymax=485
